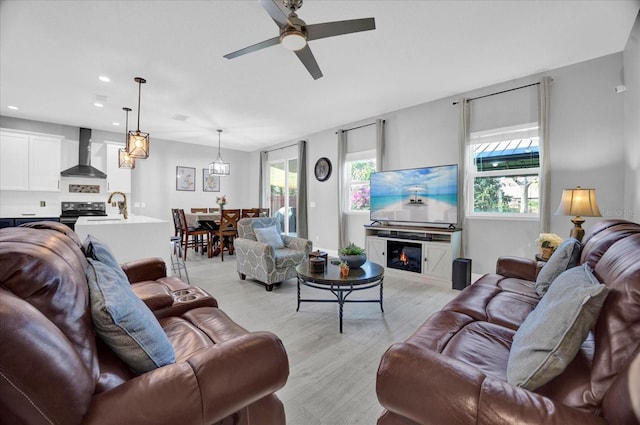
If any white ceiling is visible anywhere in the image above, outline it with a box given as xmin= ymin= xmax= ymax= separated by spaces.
xmin=1 ymin=1 xmax=638 ymax=152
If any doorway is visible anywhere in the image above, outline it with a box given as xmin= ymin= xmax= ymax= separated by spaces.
xmin=269 ymin=158 xmax=298 ymax=235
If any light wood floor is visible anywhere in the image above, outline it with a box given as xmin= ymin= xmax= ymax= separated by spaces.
xmin=182 ymin=251 xmax=459 ymax=425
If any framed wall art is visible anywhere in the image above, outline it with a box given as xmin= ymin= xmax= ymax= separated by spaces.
xmin=176 ymin=166 xmax=196 ymax=191
xmin=203 ymin=169 xmax=220 ymax=192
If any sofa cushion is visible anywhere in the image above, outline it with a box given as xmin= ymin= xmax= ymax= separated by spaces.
xmin=535 ymin=238 xmax=581 ymax=296
xmin=507 ymin=264 xmax=608 ymax=390
xmin=85 ymin=257 xmax=175 ymax=375
xmin=255 ymin=225 xmax=285 ymax=249
xmin=274 ymin=248 xmax=306 ymax=268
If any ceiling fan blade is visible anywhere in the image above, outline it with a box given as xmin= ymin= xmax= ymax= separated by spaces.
xmin=223 ymin=36 xmax=280 ymax=59
xmin=260 ymin=0 xmax=292 ymax=27
xmin=295 ymin=45 xmax=323 ymax=80
xmin=306 ymin=17 xmax=375 ymax=41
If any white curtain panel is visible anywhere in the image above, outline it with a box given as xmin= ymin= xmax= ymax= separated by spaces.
xmin=297 ymin=140 xmax=308 ymax=239
xmin=538 ymin=77 xmax=553 ymax=233
xmin=458 ymin=98 xmax=470 ymax=257
xmin=259 ymin=150 xmax=268 ymax=209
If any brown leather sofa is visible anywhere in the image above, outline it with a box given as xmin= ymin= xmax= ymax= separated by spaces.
xmin=0 ymin=221 xmax=289 ymax=425
xmin=376 ymin=219 xmax=640 ymax=425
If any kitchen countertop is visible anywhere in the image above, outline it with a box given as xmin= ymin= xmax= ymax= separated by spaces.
xmin=75 ymin=214 xmax=171 ymax=267
xmin=75 ymin=214 xmax=165 ymax=225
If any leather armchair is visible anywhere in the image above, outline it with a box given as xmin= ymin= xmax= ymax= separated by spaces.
xmin=0 ymin=221 xmax=289 ymax=425
xmin=235 ymin=217 xmax=312 ymax=291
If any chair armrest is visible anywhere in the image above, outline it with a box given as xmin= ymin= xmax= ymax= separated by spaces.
xmin=495 ymin=256 xmax=542 ymax=281
xmin=377 ymin=343 xmax=606 ymax=425
xmin=83 ymin=332 xmax=289 ymax=425
xmin=121 ymin=257 xmax=167 ymax=283
xmin=281 ymin=235 xmax=312 ymax=254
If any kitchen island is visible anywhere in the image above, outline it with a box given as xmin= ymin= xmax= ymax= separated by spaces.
xmin=75 ymin=214 xmax=171 ymax=268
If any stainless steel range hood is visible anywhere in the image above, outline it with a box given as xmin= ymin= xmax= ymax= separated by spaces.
xmin=60 ymin=127 xmax=107 ymax=178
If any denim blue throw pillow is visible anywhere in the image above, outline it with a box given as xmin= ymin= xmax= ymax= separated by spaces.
xmin=535 ymin=238 xmax=581 ymax=296
xmin=508 ymin=264 xmax=608 ymax=390
xmin=83 ymin=234 xmax=122 ymax=272
xmin=85 ymin=258 xmax=175 ymax=375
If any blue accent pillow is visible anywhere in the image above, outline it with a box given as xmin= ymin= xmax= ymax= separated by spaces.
xmin=255 ymin=225 xmax=285 ymax=249
xmin=535 ymin=238 xmax=581 ymax=296
xmin=85 ymin=258 xmax=175 ymax=375
xmin=83 ymin=234 xmax=121 ymax=272
xmin=507 ymin=264 xmax=608 ymax=390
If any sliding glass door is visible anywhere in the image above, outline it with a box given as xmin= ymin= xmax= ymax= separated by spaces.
xmin=269 ymin=158 xmax=297 ymax=235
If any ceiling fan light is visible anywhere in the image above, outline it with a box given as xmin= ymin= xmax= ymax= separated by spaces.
xmin=280 ymin=29 xmax=306 ymax=51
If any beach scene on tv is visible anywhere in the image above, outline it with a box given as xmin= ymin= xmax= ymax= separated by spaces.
xmin=370 ymin=165 xmax=458 ymax=224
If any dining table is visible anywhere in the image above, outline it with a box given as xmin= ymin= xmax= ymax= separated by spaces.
xmin=184 ymin=212 xmax=223 ymax=257
xmin=185 ymin=212 xmax=220 ymax=229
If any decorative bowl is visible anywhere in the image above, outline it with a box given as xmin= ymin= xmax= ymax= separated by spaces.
xmin=338 ymin=254 xmax=366 ymax=268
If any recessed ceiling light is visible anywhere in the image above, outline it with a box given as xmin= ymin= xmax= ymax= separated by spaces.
xmin=7 ymin=105 xmax=18 ymax=110
xmin=112 ymin=122 xmax=120 ymax=126
xmin=94 ymin=102 xmax=104 ymax=108
xmin=99 ymin=75 xmax=111 ymax=82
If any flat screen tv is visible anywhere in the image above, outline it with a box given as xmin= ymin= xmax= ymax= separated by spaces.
xmin=370 ymin=164 xmax=459 ymax=226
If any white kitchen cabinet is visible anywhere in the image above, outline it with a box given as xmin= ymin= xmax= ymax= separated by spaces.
xmin=106 ymin=144 xmax=131 ymax=193
xmin=0 ymin=129 xmax=62 ymax=191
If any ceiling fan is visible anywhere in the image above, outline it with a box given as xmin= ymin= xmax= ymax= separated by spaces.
xmin=223 ymin=0 xmax=375 ymax=80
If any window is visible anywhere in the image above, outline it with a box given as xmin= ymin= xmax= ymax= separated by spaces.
xmin=468 ymin=123 xmax=540 ymax=218
xmin=268 ymin=157 xmax=297 ymax=235
xmin=345 ymin=150 xmax=376 ymax=212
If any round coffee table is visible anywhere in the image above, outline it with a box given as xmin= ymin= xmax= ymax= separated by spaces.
xmin=296 ymin=260 xmax=384 ymax=333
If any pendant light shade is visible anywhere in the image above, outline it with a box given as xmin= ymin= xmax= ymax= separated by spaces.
xmin=118 ymin=107 xmax=135 ymax=169
xmin=209 ymin=129 xmax=230 ymax=175
xmin=128 ymin=77 xmax=150 ymax=159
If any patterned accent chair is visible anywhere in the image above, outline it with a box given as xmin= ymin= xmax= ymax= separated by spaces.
xmin=235 ymin=217 xmax=312 ymax=291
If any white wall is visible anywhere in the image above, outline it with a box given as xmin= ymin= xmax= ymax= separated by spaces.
xmin=2 ymin=46 xmax=635 ymax=275
xmin=269 ymin=52 xmax=630 ymax=274
xmin=623 ymin=12 xmax=640 ymax=222
xmin=0 ymin=117 xmax=253 ymax=226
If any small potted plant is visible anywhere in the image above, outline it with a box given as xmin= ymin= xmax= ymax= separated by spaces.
xmin=535 ymin=233 xmax=564 ymax=260
xmin=216 ymin=195 xmax=227 ymax=209
xmin=339 ymin=242 xmax=366 ymax=268
xmin=339 ymin=261 xmax=350 ymax=277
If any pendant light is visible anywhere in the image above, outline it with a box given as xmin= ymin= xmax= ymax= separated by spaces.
xmin=208 ymin=129 xmax=230 ymax=175
xmin=128 ymin=77 xmax=150 ymax=159
xmin=118 ymin=107 xmax=135 ymax=169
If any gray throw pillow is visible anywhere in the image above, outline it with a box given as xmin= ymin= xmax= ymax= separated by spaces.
xmin=254 ymin=225 xmax=285 ymax=249
xmin=507 ymin=264 xmax=608 ymax=390
xmin=85 ymin=258 xmax=175 ymax=375
xmin=535 ymin=237 xmax=581 ymax=296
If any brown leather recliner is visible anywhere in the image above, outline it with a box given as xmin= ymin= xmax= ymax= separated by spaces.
xmin=376 ymin=219 xmax=640 ymax=425
xmin=0 ymin=221 xmax=289 ymax=425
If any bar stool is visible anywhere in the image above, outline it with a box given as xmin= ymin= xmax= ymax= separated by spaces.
xmin=169 ymin=236 xmax=190 ymax=283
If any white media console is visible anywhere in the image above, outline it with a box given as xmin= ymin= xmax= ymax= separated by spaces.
xmin=364 ymin=224 xmax=461 ymax=286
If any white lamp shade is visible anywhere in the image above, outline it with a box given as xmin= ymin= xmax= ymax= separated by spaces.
xmin=554 ymin=187 xmax=602 ymax=217
xmin=280 ymin=30 xmax=306 ymax=51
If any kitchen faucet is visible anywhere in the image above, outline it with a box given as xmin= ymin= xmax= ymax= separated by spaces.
xmin=107 ymin=192 xmax=128 ymax=219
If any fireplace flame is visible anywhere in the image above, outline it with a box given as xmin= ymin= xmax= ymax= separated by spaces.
xmin=399 ymin=251 xmax=408 ymax=265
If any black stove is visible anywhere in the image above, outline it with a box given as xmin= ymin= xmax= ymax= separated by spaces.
xmin=60 ymin=202 xmax=107 ymax=230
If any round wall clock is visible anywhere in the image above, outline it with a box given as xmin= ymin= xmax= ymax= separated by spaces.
xmin=314 ymin=157 xmax=332 ymax=182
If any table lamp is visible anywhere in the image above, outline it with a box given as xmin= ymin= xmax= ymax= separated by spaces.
xmin=554 ymin=186 xmax=602 ymax=242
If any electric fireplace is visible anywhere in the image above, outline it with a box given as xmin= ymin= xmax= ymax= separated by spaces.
xmin=387 ymin=240 xmax=422 ymax=273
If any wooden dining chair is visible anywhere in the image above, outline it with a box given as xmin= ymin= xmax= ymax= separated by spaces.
xmin=208 ymin=207 xmax=220 ymax=213
xmin=177 ymin=208 xmax=210 ymax=260
xmin=241 ymin=208 xmax=260 ymax=218
xmin=190 ymin=208 xmax=208 ymax=213
xmin=171 ymin=208 xmax=181 ymax=237
xmin=259 ymin=208 xmax=270 ymax=217
xmin=214 ymin=209 xmax=240 ymax=261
